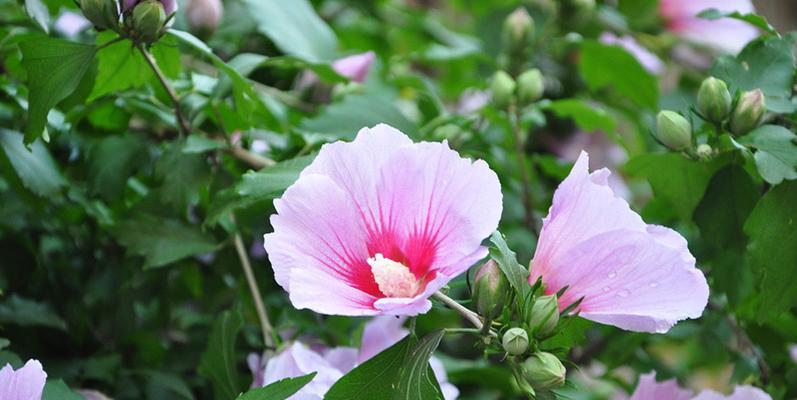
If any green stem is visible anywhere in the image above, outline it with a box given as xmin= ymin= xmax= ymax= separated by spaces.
xmin=233 ymin=230 xmax=277 ymax=349
xmin=137 ymin=43 xmax=190 ymax=137
xmin=509 ymin=103 xmax=538 ymax=235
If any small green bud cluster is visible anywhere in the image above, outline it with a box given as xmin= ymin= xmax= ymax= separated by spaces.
xmin=655 ymin=110 xmax=692 ymax=151
xmin=730 ymin=89 xmax=766 ymax=135
xmin=490 ymin=68 xmax=545 ymax=109
xmin=695 ymin=76 xmax=766 ymax=135
xmin=502 ymin=8 xmax=534 ymax=59
xmin=472 ymin=260 xmax=509 ymax=320
xmin=523 ymin=351 xmax=567 ymax=390
xmin=79 ymin=0 xmax=120 ymax=31
xmin=79 ymin=0 xmax=176 ymax=44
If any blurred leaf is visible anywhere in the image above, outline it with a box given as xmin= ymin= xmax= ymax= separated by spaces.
xmin=488 ymin=231 xmax=530 ymax=297
xmin=198 ymin=309 xmax=244 ymax=400
xmin=0 ymin=295 xmax=67 ymax=330
xmin=24 ymin=0 xmax=49 ymax=33
xmin=326 ymin=330 xmax=445 ymax=400
xmin=183 ymin=135 xmax=226 ymax=153
xmin=242 ymin=0 xmax=337 ymax=62
xmin=19 ymin=36 xmax=96 ymax=142
xmin=88 ymin=135 xmax=148 ymax=200
xmin=227 ymin=53 xmax=346 ymax=83
xmin=0 ymin=128 xmax=66 ymax=196
xmin=236 ymin=373 xmax=316 ymax=400
xmin=617 ymin=0 xmax=659 ymax=30
xmin=579 ymin=40 xmax=658 ymax=110
xmin=155 ymin=145 xmax=211 ymax=210
xmin=543 ymin=99 xmax=616 ymax=132
xmin=300 ymin=94 xmax=417 ymax=141
xmin=744 ymin=181 xmax=797 ymax=321
xmin=142 ymin=370 xmax=196 ymax=400
xmin=710 ymin=36 xmax=796 ymax=113
xmin=739 ymin=125 xmax=797 ymax=184
xmin=539 ymin=317 xmax=592 ymax=351
xmin=113 ymin=213 xmax=218 ymax=268
xmin=698 ymin=9 xmax=778 ymax=36
xmin=42 ymin=380 xmax=82 ymax=400
xmin=90 ymin=32 xmax=151 ymax=101
xmin=693 ymin=165 xmax=759 ymax=248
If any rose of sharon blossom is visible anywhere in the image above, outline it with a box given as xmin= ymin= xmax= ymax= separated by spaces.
xmin=623 ymin=371 xmax=771 ymax=400
xmin=529 ymin=152 xmax=709 ymax=333
xmin=123 ymin=0 xmax=177 ymax=15
xmin=332 ymin=52 xmax=375 ymax=83
xmin=185 ymin=0 xmax=223 ymax=30
xmin=264 ymin=124 xmax=502 ymax=316
xmin=659 ymin=0 xmax=758 ymax=54
xmin=0 ymin=359 xmax=47 ymax=400
xmin=599 ymin=32 xmax=664 ymax=75
xmin=692 ymin=386 xmax=771 ymax=400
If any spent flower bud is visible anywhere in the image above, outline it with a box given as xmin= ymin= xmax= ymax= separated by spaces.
xmin=79 ymin=0 xmax=120 ymax=30
xmin=523 ymin=352 xmax=566 ymax=390
xmin=528 ymin=294 xmax=559 ymax=337
xmin=502 ymin=327 xmax=529 ymax=355
xmin=697 ymin=77 xmax=731 ymax=123
xmin=131 ymin=0 xmax=166 ymax=44
xmin=730 ymin=89 xmax=766 ymax=135
xmin=472 ymin=260 xmax=509 ymax=320
xmin=656 ymin=110 xmax=692 ymax=151
xmin=490 ymin=71 xmax=516 ymax=110
xmin=502 ymin=8 xmax=534 ymax=55
xmin=517 ymin=69 xmax=544 ymax=105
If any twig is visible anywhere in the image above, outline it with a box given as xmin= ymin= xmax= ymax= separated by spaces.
xmin=138 ymin=43 xmax=190 ymax=137
xmin=508 ymin=103 xmax=538 ymax=234
xmin=233 ymin=231 xmax=276 ymax=348
xmin=433 ymin=292 xmax=485 ymax=331
xmin=230 ymin=146 xmax=275 ymax=169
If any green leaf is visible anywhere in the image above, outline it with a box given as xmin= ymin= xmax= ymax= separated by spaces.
xmin=113 ymin=213 xmax=218 ymax=268
xmin=88 ymin=135 xmax=148 ymax=201
xmin=710 ymin=36 xmax=796 ymax=113
xmin=24 ymin=0 xmax=50 ymax=33
xmin=698 ymin=9 xmax=778 ymax=36
xmin=739 ymin=125 xmax=797 ymax=184
xmin=198 ymin=309 xmax=244 ymax=400
xmin=578 ymin=40 xmax=659 ymax=110
xmin=693 ymin=165 xmax=759 ymax=248
xmin=19 ymin=36 xmax=96 ymax=143
xmin=227 ymin=53 xmax=346 ymax=83
xmin=183 ymin=135 xmax=227 ymax=153
xmin=744 ymin=181 xmax=797 ymax=321
xmin=325 ymin=330 xmax=445 ymax=400
xmin=300 ymin=94 xmax=418 ymax=141
xmin=242 ymin=0 xmax=337 ymax=62
xmin=155 ymin=145 xmax=211 ymax=210
xmin=0 ymin=128 xmax=66 ymax=196
xmin=0 ymin=295 xmax=67 ymax=330
xmin=89 ymin=33 xmax=151 ymax=101
xmin=543 ymin=99 xmax=616 ymax=132
xmin=42 ymin=379 xmax=83 ymax=400
xmin=236 ymin=373 xmax=316 ymax=400
xmin=141 ymin=370 xmax=196 ymax=400
xmin=488 ymin=231 xmax=530 ymax=297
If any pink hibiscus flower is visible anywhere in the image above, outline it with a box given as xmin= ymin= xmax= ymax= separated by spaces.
xmin=0 ymin=359 xmax=47 ymax=400
xmin=264 ymin=124 xmax=502 ymax=316
xmin=659 ymin=0 xmax=758 ymax=54
xmin=621 ymin=371 xmax=771 ymax=400
xmin=529 ymin=152 xmax=709 ymax=333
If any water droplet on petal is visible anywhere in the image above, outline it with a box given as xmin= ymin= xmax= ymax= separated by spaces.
xmin=608 ymin=271 xmax=617 ymax=279
xmin=649 ymin=282 xmax=659 ymax=288
xmin=617 ymin=289 xmax=630 ymax=297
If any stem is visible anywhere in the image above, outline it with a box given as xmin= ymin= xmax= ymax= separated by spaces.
xmin=96 ymin=36 xmax=124 ymax=51
xmin=137 ymin=43 xmax=190 ymax=137
xmin=233 ymin=231 xmax=276 ymax=348
xmin=509 ymin=103 xmax=538 ymax=234
xmin=433 ymin=292 xmax=484 ymax=331
xmin=230 ymin=146 xmax=275 ymax=169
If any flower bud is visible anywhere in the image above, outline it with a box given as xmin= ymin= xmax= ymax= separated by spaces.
xmin=655 ymin=110 xmax=692 ymax=151
xmin=490 ymin=71 xmax=516 ymax=110
xmin=131 ymin=0 xmax=166 ymax=44
xmin=186 ymin=0 xmax=223 ymax=31
xmin=522 ymin=352 xmax=566 ymax=390
xmin=696 ymin=143 xmax=713 ymax=160
xmin=528 ymin=294 xmax=559 ymax=337
xmin=472 ymin=260 xmax=509 ymax=320
xmin=502 ymin=7 xmax=534 ymax=55
xmin=502 ymin=327 xmax=529 ymax=355
xmin=730 ymin=89 xmax=766 ymax=135
xmin=516 ymin=69 xmax=544 ymax=105
xmin=697 ymin=77 xmax=731 ymax=123
xmin=79 ymin=0 xmax=120 ymax=30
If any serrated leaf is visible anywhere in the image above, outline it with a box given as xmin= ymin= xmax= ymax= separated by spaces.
xmin=0 ymin=295 xmax=67 ymax=330
xmin=744 ymin=181 xmax=797 ymax=321
xmin=89 ymin=32 xmax=151 ymax=101
xmin=488 ymin=231 xmax=530 ymax=297
xmin=698 ymin=9 xmax=778 ymax=36
xmin=0 ymin=128 xmax=66 ymax=196
xmin=739 ymin=125 xmax=797 ymax=184
xmin=693 ymin=165 xmax=759 ymax=248
xmin=155 ymin=145 xmax=211 ymax=210
xmin=198 ymin=309 xmax=244 ymax=400
xmin=236 ymin=373 xmax=316 ymax=400
xmin=19 ymin=36 xmax=96 ymax=142
xmin=325 ymin=330 xmax=445 ymax=400
xmin=543 ymin=99 xmax=616 ymax=133
xmin=579 ymin=40 xmax=659 ymax=110
xmin=300 ymin=94 xmax=418 ymax=141
xmin=88 ymin=135 xmax=148 ymax=201
xmin=113 ymin=213 xmax=218 ymax=268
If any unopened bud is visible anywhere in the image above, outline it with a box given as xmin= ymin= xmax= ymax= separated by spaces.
xmin=522 ymin=352 xmax=566 ymax=390
xmin=472 ymin=260 xmax=509 ymax=320
xmin=490 ymin=71 xmax=516 ymax=109
xmin=502 ymin=327 xmax=529 ymax=355
xmin=186 ymin=0 xmax=223 ymax=31
xmin=131 ymin=0 xmax=166 ymax=44
xmin=502 ymin=8 xmax=534 ymax=55
xmin=528 ymin=294 xmax=559 ymax=337
xmin=656 ymin=110 xmax=692 ymax=151
xmin=517 ymin=69 xmax=544 ymax=105
xmin=80 ymin=0 xmax=120 ymax=30
xmin=697 ymin=77 xmax=731 ymax=123
xmin=730 ymin=89 xmax=766 ymax=135
xmin=696 ymin=143 xmax=713 ymax=160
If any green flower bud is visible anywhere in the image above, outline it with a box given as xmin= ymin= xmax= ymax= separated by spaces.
xmin=516 ymin=69 xmax=544 ymax=105
xmin=697 ymin=77 xmax=732 ymax=123
xmin=730 ymin=89 xmax=766 ymax=135
xmin=502 ymin=7 xmax=534 ymax=55
xmin=522 ymin=352 xmax=566 ymax=390
xmin=571 ymin=0 xmax=596 ymax=13
xmin=502 ymin=327 xmax=529 ymax=355
xmin=131 ymin=0 xmax=166 ymax=44
xmin=490 ymin=71 xmax=516 ymax=110
xmin=696 ymin=143 xmax=713 ymax=160
xmin=528 ymin=294 xmax=559 ymax=337
xmin=472 ymin=260 xmax=509 ymax=320
xmin=655 ymin=110 xmax=692 ymax=151
xmin=80 ymin=0 xmax=120 ymax=30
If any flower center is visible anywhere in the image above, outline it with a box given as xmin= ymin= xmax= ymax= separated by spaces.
xmin=367 ymin=253 xmax=420 ymax=298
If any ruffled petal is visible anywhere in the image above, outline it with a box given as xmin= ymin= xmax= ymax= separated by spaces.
xmin=323 ymin=347 xmax=358 ymax=374
xmin=0 ymin=360 xmax=47 ymax=400
xmin=628 ymin=372 xmax=692 ymax=400
xmin=263 ymin=343 xmax=343 ymax=398
xmin=692 ymin=386 xmax=772 ymax=400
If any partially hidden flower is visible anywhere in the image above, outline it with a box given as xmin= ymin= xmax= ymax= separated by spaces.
xmin=622 ymin=371 xmax=771 ymax=400
xmin=0 ymin=359 xmax=47 ymax=400
xmin=692 ymin=387 xmax=772 ymax=400
xmin=185 ymin=0 xmax=223 ymax=31
xmin=528 ymin=152 xmax=709 ymax=333
xmin=264 ymin=124 xmax=502 ymax=316
xmin=659 ymin=0 xmax=758 ymax=54
xmin=123 ymin=0 xmax=177 ymax=15
xmin=54 ymin=11 xmax=92 ymax=37
xmin=332 ymin=52 xmax=375 ymax=83
xmin=599 ymin=32 xmax=664 ymax=75
xmin=250 ymin=317 xmax=459 ymax=400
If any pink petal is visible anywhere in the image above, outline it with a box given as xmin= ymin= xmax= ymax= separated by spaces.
xmin=599 ymin=32 xmax=664 ymax=74
xmin=530 ymin=152 xmax=708 ymax=333
xmin=660 ymin=0 xmax=758 ymax=54
xmin=628 ymin=372 xmax=692 ymax=400
xmin=54 ymin=12 xmax=91 ymax=37
xmin=429 ymin=357 xmax=459 ymax=400
xmin=323 ymin=347 xmax=358 ymax=374
xmin=331 ymin=51 xmax=375 ymax=83
xmin=692 ymin=386 xmax=772 ymax=400
xmin=357 ymin=316 xmax=409 ymax=364
xmin=0 ymin=359 xmax=47 ymax=400
xmin=262 ymin=342 xmax=343 ymax=398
